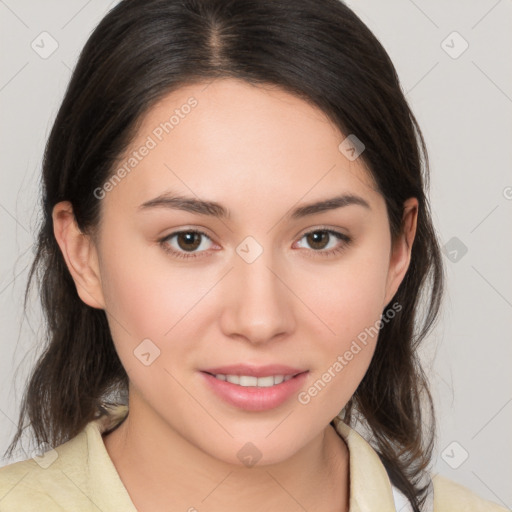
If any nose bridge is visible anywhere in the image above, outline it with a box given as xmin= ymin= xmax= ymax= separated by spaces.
xmin=220 ymin=239 xmax=295 ymax=343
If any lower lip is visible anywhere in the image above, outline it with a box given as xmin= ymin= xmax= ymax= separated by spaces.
xmin=200 ymin=371 xmax=309 ymax=411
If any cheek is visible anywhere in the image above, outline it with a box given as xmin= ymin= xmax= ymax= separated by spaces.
xmin=303 ymin=242 xmax=391 ymax=344
xmin=97 ymin=240 xmax=207 ymax=401
xmin=295 ymin=243 xmax=391 ymax=413
xmin=98 ymin=228 xmax=209 ymax=341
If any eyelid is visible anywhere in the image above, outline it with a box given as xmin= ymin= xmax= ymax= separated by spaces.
xmin=295 ymin=224 xmax=350 ymax=240
xmin=293 ymin=226 xmax=352 ymax=257
xmin=159 ymin=225 xmax=352 ymax=259
xmin=158 ymin=228 xmax=217 ymax=260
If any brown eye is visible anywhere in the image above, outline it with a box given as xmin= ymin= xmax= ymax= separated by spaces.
xmin=176 ymin=232 xmax=202 ymax=252
xmin=295 ymin=228 xmax=352 ymax=257
xmin=305 ymin=231 xmax=330 ymax=250
xmin=159 ymin=229 xmax=215 ymax=259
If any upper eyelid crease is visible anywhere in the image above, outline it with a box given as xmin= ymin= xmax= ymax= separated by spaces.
xmin=162 ymin=227 xmax=350 ymax=255
xmin=138 ymin=192 xmax=371 ymax=219
xmin=163 ymin=226 xmax=347 ymax=242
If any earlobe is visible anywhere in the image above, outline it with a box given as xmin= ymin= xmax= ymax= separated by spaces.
xmin=52 ymin=201 xmax=106 ymax=309
xmin=383 ymin=197 xmax=418 ymax=307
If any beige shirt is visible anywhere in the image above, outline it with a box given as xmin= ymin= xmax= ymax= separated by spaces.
xmin=0 ymin=405 xmax=507 ymax=511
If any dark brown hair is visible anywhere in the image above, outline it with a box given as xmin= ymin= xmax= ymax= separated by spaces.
xmin=4 ymin=0 xmax=444 ymax=509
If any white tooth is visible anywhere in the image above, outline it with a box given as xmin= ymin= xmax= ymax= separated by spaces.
xmin=218 ymin=374 xmax=294 ymax=387
xmin=226 ymin=375 xmax=240 ymax=385
xmin=239 ymin=376 xmax=258 ymax=387
xmin=256 ymin=376 xmax=275 ymax=387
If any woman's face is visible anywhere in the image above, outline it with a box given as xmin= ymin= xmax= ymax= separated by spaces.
xmin=63 ymin=78 xmax=416 ymax=465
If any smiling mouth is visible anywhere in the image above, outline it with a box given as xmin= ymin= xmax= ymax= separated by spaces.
xmin=203 ymin=372 xmax=304 ymax=387
xmin=200 ymin=370 xmax=309 ymax=411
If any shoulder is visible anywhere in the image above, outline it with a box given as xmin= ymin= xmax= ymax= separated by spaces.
xmin=432 ymin=474 xmax=509 ymax=512
xmin=0 ymin=405 xmax=134 ymax=512
xmin=0 ymin=430 xmax=90 ymax=511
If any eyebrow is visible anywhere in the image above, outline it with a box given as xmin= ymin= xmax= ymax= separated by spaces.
xmin=138 ymin=191 xmax=371 ymax=219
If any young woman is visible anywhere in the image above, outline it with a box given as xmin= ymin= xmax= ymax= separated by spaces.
xmin=0 ymin=0 xmax=506 ymax=511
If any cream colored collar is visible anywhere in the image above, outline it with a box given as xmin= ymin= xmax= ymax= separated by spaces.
xmin=91 ymin=404 xmax=426 ymax=512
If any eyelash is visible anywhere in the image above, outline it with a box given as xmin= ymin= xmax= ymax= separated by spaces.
xmin=158 ymin=228 xmax=352 ymax=260
xmin=159 ymin=229 xmax=214 ymax=260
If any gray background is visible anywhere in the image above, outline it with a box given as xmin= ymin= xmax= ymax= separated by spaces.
xmin=1 ymin=0 xmax=511 ymax=507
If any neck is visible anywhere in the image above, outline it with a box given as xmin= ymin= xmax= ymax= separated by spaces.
xmin=103 ymin=392 xmax=350 ymax=512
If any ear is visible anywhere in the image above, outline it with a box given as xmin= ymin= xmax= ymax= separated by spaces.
xmin=52 ymin=201 xmax=105 ymax=309
xmin=383 ymin=197 xmax=418 ymax=307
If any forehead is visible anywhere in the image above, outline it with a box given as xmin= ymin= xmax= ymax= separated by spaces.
xmin=103 ymin=78 xmax=380 ymax=217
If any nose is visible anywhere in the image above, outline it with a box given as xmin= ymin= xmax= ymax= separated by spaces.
xmin=219 ymin=248 xmax=296 ymax=345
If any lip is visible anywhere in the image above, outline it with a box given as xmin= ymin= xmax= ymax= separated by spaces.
xmin=200 ymin=370 xmax=309 ymax=412
xmin=200 ymin=364 xmax=307 ymax=378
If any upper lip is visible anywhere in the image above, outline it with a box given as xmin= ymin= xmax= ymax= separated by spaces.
xmin=201 ymin=364 xmax=308 ymax=378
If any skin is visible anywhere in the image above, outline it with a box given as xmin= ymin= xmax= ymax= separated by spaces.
xmin=52 ymin=78 xmax=417 ymax=512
